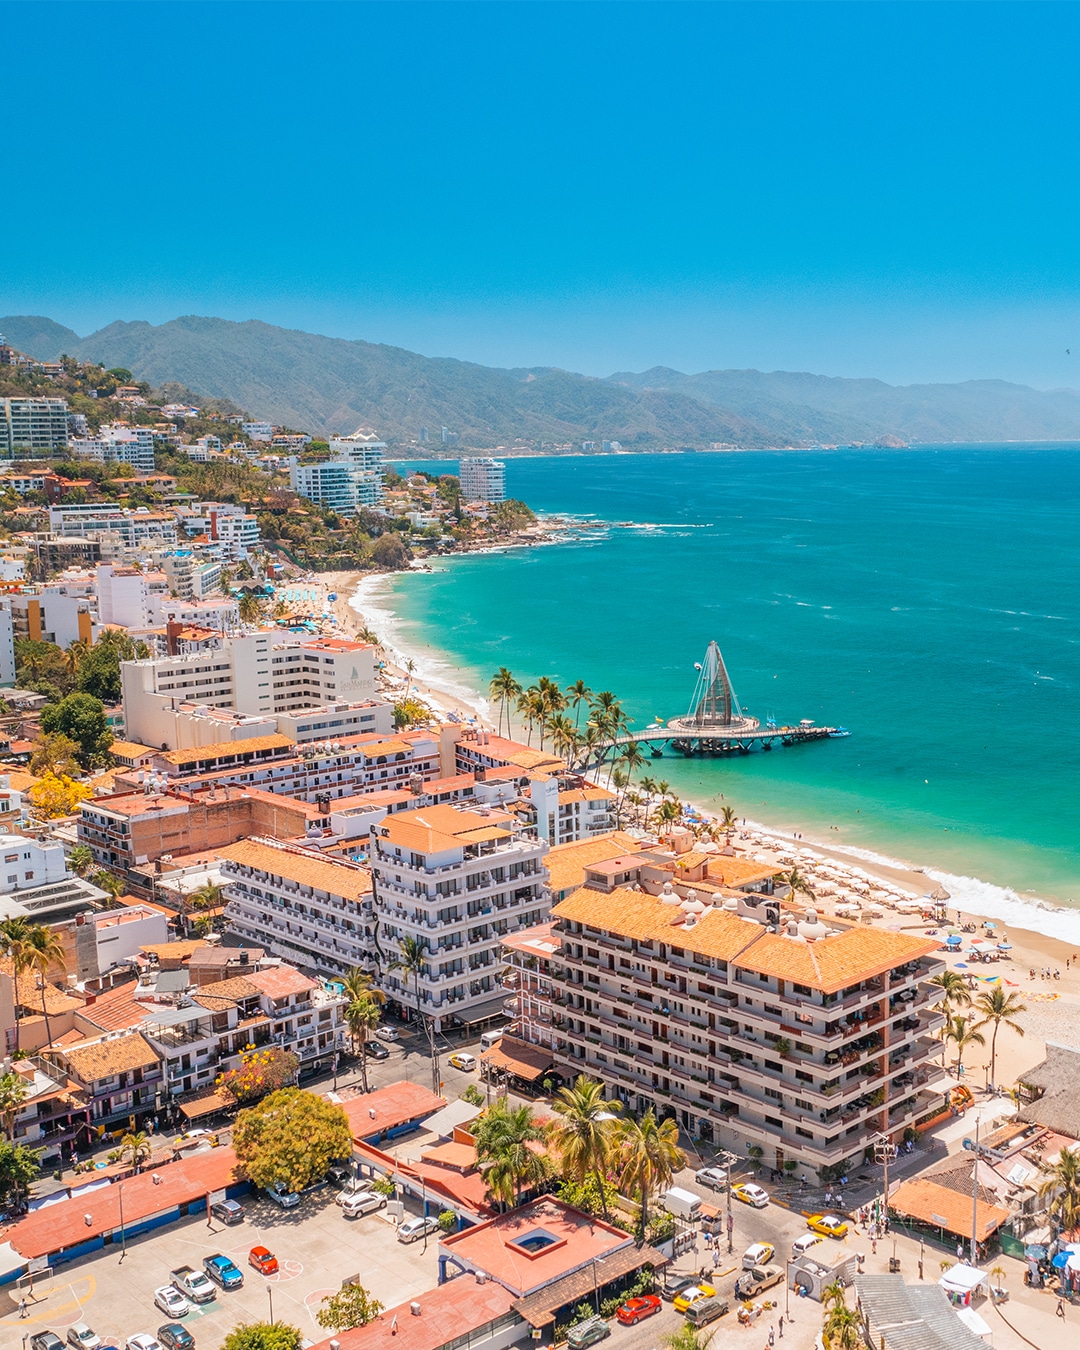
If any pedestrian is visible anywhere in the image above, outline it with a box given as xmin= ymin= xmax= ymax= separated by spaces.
xmin=769 ymin=1327 xmax=775 ymax=1347
xmin=872 ymin=1237 xmax=877 ymax=1255
xmin=778 ymin=1315 xmax=785 ymax=1338
xmin=956 ymin=1241 xmax=964 ymax=1260
xmin=19 ymin=1298 xmax=27 ymax=1318
xmin=1057 ymin=1298 xmax=1066 ymax=1319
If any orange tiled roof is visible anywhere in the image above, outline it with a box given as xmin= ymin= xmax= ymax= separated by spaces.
xmin=62 ymin=1032 xmax=159 ymax=1080
xmin=888 ymin=1176 xmax=1009 ymax=1239
xmin=216 ymin=839 xmax=372 ymax=901
xmin=733 ymin=926 xmax=941 ymax=994
xmin=553 ymin=886 xmax=761 ymax=962
xmin=160 ymin=735 xmax=293 ymax=766
xmin=543 ymin=831 xmax=643 ymax=897
xmin=704 ymin=856 xmax=783 ymax=887
xmin=246 ymin=965 xmax=317 ymax=999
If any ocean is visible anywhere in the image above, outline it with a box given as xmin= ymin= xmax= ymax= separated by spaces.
xmin=359 ymin=447 xmax=1080 ymax=936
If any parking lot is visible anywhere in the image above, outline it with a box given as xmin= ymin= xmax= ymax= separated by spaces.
xmin=1 ymin=1185 xmax=443 ymax=1348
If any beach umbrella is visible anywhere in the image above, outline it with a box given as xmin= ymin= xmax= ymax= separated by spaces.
xmin=930 ymin=885 xmax=951 ymax=901
xmin=997 ymin=942 xmax=1013 ymax=951
xmin=1053 ymin=1252 xmax=1071 ymax=1269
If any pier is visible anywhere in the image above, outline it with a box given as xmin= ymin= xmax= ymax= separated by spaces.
xmin=598 ymin=640 xmax=847 ymax=760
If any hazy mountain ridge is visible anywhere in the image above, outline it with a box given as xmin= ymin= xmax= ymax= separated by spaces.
xmin=3 ymin=312 xmax=1080 ymax=448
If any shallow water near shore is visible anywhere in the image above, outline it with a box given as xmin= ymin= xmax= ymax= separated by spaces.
xmin=367 ymin=447 xmax=1080 ymax=932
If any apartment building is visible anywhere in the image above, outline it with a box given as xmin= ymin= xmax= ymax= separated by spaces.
xmin=450 ymin=728 xmax=565 ymax=781
xmin=290 ymin=458 xmax=380 ymax=514
xmin=523 ymin=877 xmax=949 ymax=1180
xmin=518 ymin=774 xmax=617 ymax=844
xmin=0 ymin=397 xmax=69 ymax=457
xmin=46 ymin=1031 xmax=165 ymax=1132
xmin=70 ymin=423 xmax=155 ymax=474
xmin=48 ymin=503 xmax=179 ymax=549
xmin=124 ymin=692 xmax=393 ymax=751
xmin=370 ymin=804 xmax=550 ymax=1030
xmin=158 ymin=596 xmax=239 ymax=632
xmin=242 ymin=421 xmax=274 ymax=442
xmin=160 ymin=550 xmax=223 ymax=600
xmin=95 ymin=562 xmax=172 ymax=628
xmin=458 ymin=457 xmax=506 ymax=503
xmin=120 ymin=632 xmax=378 ymax=746
xmin=0 ymin=602 xmax=16 ymax=685
xmin=221 ymin=836 xmax=376 ymax=975
xmin=175 ymin=503 xmax=260 ymax=561
xmin=1 ymin=583 xmax=94 ymax=648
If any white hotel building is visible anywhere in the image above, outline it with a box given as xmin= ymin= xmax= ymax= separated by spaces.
xmin=458 ymin=457 xmax=506 ymax=503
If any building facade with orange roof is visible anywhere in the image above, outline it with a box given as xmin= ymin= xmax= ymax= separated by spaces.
xmin=371 ymin=803 xmax=549 ymax=1031
xmin=519 ymin=874 xmax=950 ymax=1181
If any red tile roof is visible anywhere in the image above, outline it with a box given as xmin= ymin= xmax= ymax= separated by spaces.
xmin=246 ymin=965 xmax=317 ymax=999
xmin=340 ymin=1081 xmax=446 ymax=1140
xmin=308 ymin=1275 xmax=517 ymax=1350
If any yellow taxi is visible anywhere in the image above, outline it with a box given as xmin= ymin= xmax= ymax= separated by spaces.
xmin=806 ymin=1213 xmax=849 ymax=1239
xmin=672 ymin=1283 xmax=717 ymax=1313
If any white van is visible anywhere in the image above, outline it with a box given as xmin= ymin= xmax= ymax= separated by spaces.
xmin=480 ymin=1027 xmax=510 ymax=1051
xmin=660 ymin=1186 xmax=703 ymax=1222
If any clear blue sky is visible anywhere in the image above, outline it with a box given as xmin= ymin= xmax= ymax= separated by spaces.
xmin=5 ymin=1 xmax=1080 ymax=385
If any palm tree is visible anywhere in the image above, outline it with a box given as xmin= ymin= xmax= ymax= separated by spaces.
xmin=779 ymin=867 xmax=815 ymax=899
xmin=929 ymin=969 xmax=972 ymax=1012
xmin=654 ymin=798 xmax=681 ymax=835
xmin=391 ymin=935 xmax=438 ymax=1094
xmin=0 ymin=1069 xmax=27 ymax=1141
xmin=0 ymin=917 xmax=33 ymax=1053
xmin=488 ymin=668 xmax=522 ymax=737
xmin=719 ymin=805 xmax=738 ymax=833
xmin=946 ymin=1013 xmax=986 ymax=1076
xmin=68 ymin=844 xmax=94 ymax=877
xmin=823 ymin=1302 xmax=862 ymax=1350
xmin=473 ymin=1099 xmax=548 ymax=1208
xmin=618 ymin=740 xmax=646 ymax=785
xmin=972 ymin=986 xmax=1026 ymax=1086
xmin=345 ymin=992 xmax=382 ymax=1094
xmin=188 ymin=880 xmax=225 ymax=934
xmin=237 ymin=591 xmax=263 ymax=625
xmin=1038 ymin=1145 xmax=1080 ymax=1238
xmin=27 ymin=923 xmax=65 ymax=1047
xmin=821 ymin=1280 xmax=847 ymax=1313
xmin=568 ymin=680 xmax=592 ymax=730
xmin=403 ymin=658 xmax=417 ymax=701
xmin=90 ymin=870 xmax=125 ymax=906
xmin=663 ymin=1326 xmax=704 ymax=1350
xmin=547 ymin=713 xmax=578 ymax=761
xmin=120 ymin=1129 xmax=151 ymax=1172
xmin=549 ymin=1075 xmax=621 ymax=1219
xmin=615 ymin=1109 xmax=685 ymax=1243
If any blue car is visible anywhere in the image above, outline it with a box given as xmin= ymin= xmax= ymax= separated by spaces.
xmin=202 ymin=1254 xmax=244 ymax=1289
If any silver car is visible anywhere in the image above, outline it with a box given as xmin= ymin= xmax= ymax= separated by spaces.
xmin=153 ymin=1287 xmax=191 ymax=1319
xmin=397 ymin=1215 xmax=441 ymax=1243
xmin=67 ymin=1327 xmax=102 ymax=1350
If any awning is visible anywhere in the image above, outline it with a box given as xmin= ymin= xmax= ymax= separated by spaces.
xmin=178 ymin=1088 xmax=233 ymax=1119
xmin=956 ymin=1307 xmax=991 ymax=1338
xmin=511 ymin=1243 xmax=668 ymax=1327
xmin=0 ymin=1241 xmax=25 ymax=1280
xmin=454 ymin=994 xmax=513 ymax=1028
xmin=940 ymin=1264 xmax=988 ymax=1294
xmin=481 ymin=1034 xmax=555 ymax=1083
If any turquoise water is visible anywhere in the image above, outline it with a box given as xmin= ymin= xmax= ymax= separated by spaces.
xmin=371 ymin=448 xmax=1080 ymax=914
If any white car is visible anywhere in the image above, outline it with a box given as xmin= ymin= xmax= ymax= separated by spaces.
xmin=792 ymin=1233 xmax=825 ymax=1259
xmin=341 ymin=1190 xmax=387 ymax=1218
xmin=731 ymin=1182 xmax=770 ymax=1208
xmin=742 ymin=1242 xmax=775 ymax=1270
xmin=154 ymin=1287 xmax=191 ymax=1318
xmin=694 ymin=1166 xmax=729 ymax=1191
xmin=397 ymin=1215 xmax=441 ymax=1243
xmin=377 ymin=1026 xmax=400 ymax=1041
xmin=127 ymin=1337 xmax=162 ymax=1350
xmin=67 ymin=1326 xmax=102 ymax=1350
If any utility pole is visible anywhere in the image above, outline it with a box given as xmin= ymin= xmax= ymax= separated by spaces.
xmin=970 ymin=1116 xmax=980 ymax=1265
xmin=874 ymin=1133 xmax=897 ymax=1237
xmin=726 ymin=1167 xmax=733 ymax=1254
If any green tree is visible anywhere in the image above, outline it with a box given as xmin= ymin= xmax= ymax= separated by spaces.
xmin=929 ymin=969 xmax=972 ymax=1013
xmin=567 ymin=679 xmax=592 ymax=730
xmin=488 ymin=667 xmax=522 ymax=737
xmin=40 ymin=692 xmax=113 ymax=768
xmin=549 ymin=1075 xmax=621 ymax=1220
xmin=0 ymin=1070 xmax=28 ymax=1141
xmin=0 ymin=918 xmax=33 ymax=1053
xmin=29 ymin=732 xmax=83 ymax=778
xmin=315 ymin=1283 xmax=384 ymax=1332
xmin=391 ymin=934 xmax=438 ymax=1094
xmin=555 ymin=1172 xmax=621 ymax=1220
xmin=972 ymin=986 xmax=1026 ymax=1086
xmin=946 ymin=1014 xmax=986 ymax=1076
xmin=615 ymin=1109 xmax=685 ymax=1242
xmin=345 ymin=990 xmax=382 ymax=1095
xmin=120 ymin=1129 xmax=151 ymax=1172
xmin=220 ymin=1324 xmax=303 ymax=1350
xmin=0 ymin=1140 xmax=40 ymax=1209
xmin=26 ymin=922 xmax=65 ymax=1046
xmin=473 ymin=1098 xmax=549 ymax=1208
xmin=14 ymin=638 xmax=73 ymax=701
xmin=663 ymin=1325 xmax=705 ymax=1350
xmin=232 ymin=1088 xmax=353 ymax=1194
xmin=779 ymin=867 xmax=815 ymax=899
xmin=1038 ymin=1144 xmax=1080 ymax=1238
xmin=75 ymin=631 xmax=147 ymax=703
xmin=238 ymin=591 xmax=264 ymax=625
xmin=68 ymin=844 xmax=95 ymax=877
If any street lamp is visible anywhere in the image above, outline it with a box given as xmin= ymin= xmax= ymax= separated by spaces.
xmin=266 ymin=1279 xmax=275 ymax=1325
xmin=117 ymin=1180 xmax=127 ymax=1264
xmin=592 ymin=1256 xmax=607 ymax=1314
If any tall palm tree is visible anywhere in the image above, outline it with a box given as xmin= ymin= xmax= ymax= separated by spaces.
xmin=526 ymin=689 xmax=547 ymax=747
xmin=547 ymin=714 xmax=577 ymax=761
xmin=0 ymin=917 xmax=33 ymax=1053
xmin=488 ymin=668 xmax=522 ymax=737
xmin=68 ymin=844 xmax=94 ymax=877
xmin=345 ymin=991 xmax=382 ymax=1094
xmin=0 ymin=1069 xmax=27 ymax=1141
xmin=654 ymin=798 xmax=681 ymax=835
xmin=567 ymin=680 xmax=592 ymax=730
xmin=27 ymin=923 xmax=65 ymax=1047
xmin=1038 ymin=1144 xmax=1080 ymax=1238
xmin=549 ymin=1076 xmax=621 ymax=1219
xmin=188 ymin=880 xmax=225 ymax=934
xmin=473 ymin=1099 xmax=548 ymax=1208
xmin=973 ymin=986 xmax=1026 ymax=1086
xmin=946 ymin=1014 xmax=986 ymax=1076
xmin=823 ymin=1302 xmax=862 ymax=1350
xmin=615 ymin=1109 xmax=685 ymax=1243
xmin=403 ymin=658 xmax=417 ymax=701
xmin=929 ymin=969 xmax=972 ymax=1012
xmin=618 ymin=741 xmax=646 ymax=784
xmin=718 ymin=805 xmax=738 ymax=833
xmin=391 ymin=936 xmax=438 ymax=1094
xmin=120 ymin=1129 xmax=151 ymax=1173
xmin=237 ymin=591 xmax=263 ymax=625
xmin=779 ymin=867 xmax=815 ymax=899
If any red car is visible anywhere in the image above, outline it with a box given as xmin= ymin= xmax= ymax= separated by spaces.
xmin=616 ymin=1295 xmax=662 ymax=1325
xmin=249 ymin=1246 xmax=279 ymax=1275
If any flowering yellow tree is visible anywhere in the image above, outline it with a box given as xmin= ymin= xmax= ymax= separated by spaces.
xmin=28 ymin=772 xmax=92 ymax=819
xmin=216 ymin=1046 xmax=299 ymax=1104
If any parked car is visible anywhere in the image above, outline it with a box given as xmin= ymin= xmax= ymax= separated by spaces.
xmin=683 ymin=1297 xmax=730 ymax=1328
xmin=448 ymin=1052 xmax=476 ymax=1071
xmin=249 ymin=1246 xmax=279 ymax=1275
xmin=326 ymin=1164 xmax=353 ymax=1189
xmin=171 ymin=1266 xmax=216 ymax=1304
xmin=157 ymin=1326 xmax=195 ymax=1350
xmin=734 ymin=1265 xmax=784 ymax=1301
xmin=397 ymin=1215 xmax=441 ymax=1243
xmin=202 ymin=1254 xmax=244 ymax=1289
xmin=731 ymin=1182 xmax=770 ymax=1208
xmin=565 ymin=1316 xmax=610 ymax=1350
xmin=661 ymin=1274 xmax=700 ymax=1302
xmin=265 ymin=1181 xmax=300 ymax=1208
xmin=615 ymin=1295 xmax=661 ymax=1325
xmin=341 ymin=1190 xmax=387 ymax=1219
xmin=672 ymin=1284 xmax=716 ymax=1313
xmin=31 ymin=1335 xmax=65 ymax=1350
xmin=806 ymin=1213 xmax=849 ymax=1239
xmin=377 ymin=1026 xmax=399 ymax=1041
xmin=67 ymin=1326 xmax=102 ymax=1350
xmin=210 ymin=1199 xmax=245 ymax=1225
xmin=791 ymin=1233 xmax=825 ymax=1258
xmin=365 ymin=1041 xmax=390 ymax=1061
xmin=126 ymin=1337 xmax=162 ymax=1350
xmin=742 ymin=1242 xmax=775 ymax=1270
xmin=694 ymin=1165 xmax=729 ymax=1191
xmin=154 ymin=1287 xmax=191 ymax=1319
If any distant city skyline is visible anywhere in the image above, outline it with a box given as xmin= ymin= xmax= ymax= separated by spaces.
xmin=4 ymin=1 xmax=1079 ymax=389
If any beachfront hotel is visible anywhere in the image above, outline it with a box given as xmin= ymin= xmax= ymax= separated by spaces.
xmin=371 ymin=803 xmax=550 ymax=1033
xmin=512 ymin=855 xmax=950 ymax=1180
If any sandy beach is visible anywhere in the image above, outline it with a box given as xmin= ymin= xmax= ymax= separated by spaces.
xmin=309 ymin=565 xmax=1079 ymax=1092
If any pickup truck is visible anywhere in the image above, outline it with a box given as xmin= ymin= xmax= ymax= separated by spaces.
xmin=734 ymin=1264 xmax=784 ymax=1301
xmin=171 ymin=1264 xmax=218 ymax=1303
xmin=203 ymin=1253 xmax=245 ymax=1289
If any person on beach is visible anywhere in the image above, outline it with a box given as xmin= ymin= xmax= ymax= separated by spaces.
xmin=1056 ymin=1298 xmax=1066 ymax=1319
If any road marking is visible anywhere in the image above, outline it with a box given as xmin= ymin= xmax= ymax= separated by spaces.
xmin=1 ymin=1275 xmax=96 ymax=1328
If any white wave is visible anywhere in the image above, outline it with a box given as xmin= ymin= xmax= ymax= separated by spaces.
xmin=922 ymin=869 xmax=1080 ymax=945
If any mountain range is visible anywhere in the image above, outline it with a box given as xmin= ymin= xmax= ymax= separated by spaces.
xmin=4 ymin=312 xmax=1080 ymax=449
